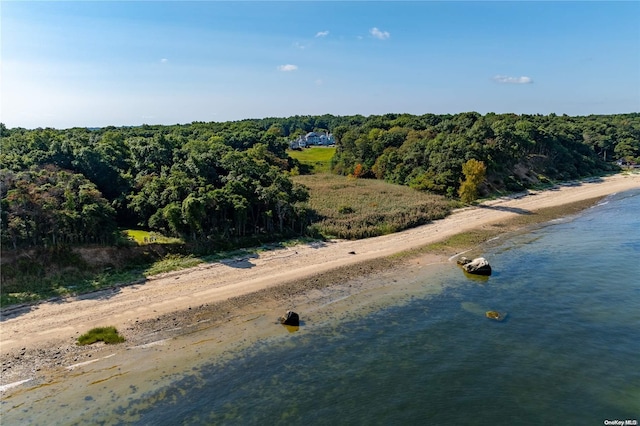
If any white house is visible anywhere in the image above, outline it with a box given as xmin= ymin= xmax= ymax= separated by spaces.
xmin=289 ymin=131 xmax=335 ymax=149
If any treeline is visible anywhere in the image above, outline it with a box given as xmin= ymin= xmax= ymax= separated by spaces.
xmin=1 ymin=112 xmax=638 ymax=250
xmin=330 ymin=112 xmax=639 ymax=196
xmin=0 ymin=121 xmax=313 ymax=250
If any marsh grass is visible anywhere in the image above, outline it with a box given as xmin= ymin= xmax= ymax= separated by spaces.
xmin=294 ymin=174 xmax=454 ymax=239
xmin=77 ymin=326 xmax=125 ymax=345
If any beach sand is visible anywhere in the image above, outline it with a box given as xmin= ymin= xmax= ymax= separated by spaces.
xmin=2 ymin=173 xmax=639 ymax=394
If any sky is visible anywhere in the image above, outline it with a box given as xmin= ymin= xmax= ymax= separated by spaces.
xmin=1 ymin=1 xmax=639 ymax=129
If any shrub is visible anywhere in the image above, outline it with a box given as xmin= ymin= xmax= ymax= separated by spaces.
xmin=77 ymin=326 xmax=125 ymax=345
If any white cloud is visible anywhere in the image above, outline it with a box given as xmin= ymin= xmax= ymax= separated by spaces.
xmin=370 ymin=27 xmax=390 ymax=40
xmin=315 ymin=79 xmax=323 ymax=86
xmin=277 ymin=64 xmax=298 ymax=72
xmin=160 ymin=58 xmax=168 ymax=63
xmin=315 ymin=30 xmax=329 ymax=38
xmin=293 ymin=42 xmax=308 ymax=50
xmin=493 ymin=75 xmax=533 ymax=84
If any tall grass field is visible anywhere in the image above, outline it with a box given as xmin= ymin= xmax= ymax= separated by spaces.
xmin=294 ymin=174 xmax=454 ymax=239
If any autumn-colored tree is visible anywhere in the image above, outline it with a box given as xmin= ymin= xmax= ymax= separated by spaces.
xmin=352 ymin=163 xmax=364 ymax=178
xmin=458 ymin=159 xmax=486 ymax=203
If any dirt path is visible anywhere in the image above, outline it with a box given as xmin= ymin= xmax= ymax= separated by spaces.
xmin=1 ymin=173 xmax=638 ymax=386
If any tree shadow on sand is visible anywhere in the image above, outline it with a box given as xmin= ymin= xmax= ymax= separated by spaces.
xmin=0 ymin=304 xmax=36 ymax=321
xmin=219 ymin=254 xmax=259 ymax=269
xmin=478 ymin=205 xmax=533 ymax=215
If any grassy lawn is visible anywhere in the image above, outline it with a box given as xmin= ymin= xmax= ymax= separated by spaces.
xmin=124 ymin=229 xmax=184 ymax=245
xmin=293 ymin=174 xmax=455 ymax=239
xmin=288 ymin=147 xmax=336 ymax=173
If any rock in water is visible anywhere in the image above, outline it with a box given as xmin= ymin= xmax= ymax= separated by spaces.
xmin=486 ymin=311 xmax=506 ymax=321
xmin=458 ymin=256 xmax=492 ymax=276
xmin=279 ymin=310 xmax=300 ymax=326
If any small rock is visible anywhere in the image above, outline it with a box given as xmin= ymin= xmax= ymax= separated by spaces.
xmin=279 ymin=310 xmax=300 ymax=326
xmin=486 ymin=311 xmax=507 ymax=321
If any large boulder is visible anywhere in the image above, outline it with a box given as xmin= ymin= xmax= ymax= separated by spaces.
xmin=279 ymin=310 xmax=300 ymax=326
xmin=457 ymin=256 xmax=492 ymax=276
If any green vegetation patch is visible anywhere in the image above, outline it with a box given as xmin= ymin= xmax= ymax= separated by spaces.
xmin=288 ymin=147 xmax=336 ymax=173
xmin=294 ymin=174 xmax=453 ymax=239
xmin=77 ymin=326 xmax=125 ymax=345
xmin=144 ymin=254 xmax=203 ymax=276
xmin=125 ymin=229 xmax=184 ymax=245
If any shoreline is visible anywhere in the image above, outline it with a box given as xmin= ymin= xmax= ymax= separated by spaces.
xmin=1 ymin=173 xmax=639 ymax=392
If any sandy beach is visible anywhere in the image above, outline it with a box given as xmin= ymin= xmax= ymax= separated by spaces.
xmin=1 ymin=173 xmax=639 ymax=391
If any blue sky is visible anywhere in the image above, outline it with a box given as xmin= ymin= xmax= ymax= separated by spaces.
xmin=2 ymin=1 xmax=639 ymax=129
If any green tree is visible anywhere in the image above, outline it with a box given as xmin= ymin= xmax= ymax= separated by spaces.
xmin=1 ymin=166 xmax=117 ymax=248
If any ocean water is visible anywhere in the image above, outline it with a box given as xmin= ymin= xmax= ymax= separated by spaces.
xmin=3 ymin=189 xmax=639 ymax=425
xmin=127 ymin=189 xmax=640 ymax=425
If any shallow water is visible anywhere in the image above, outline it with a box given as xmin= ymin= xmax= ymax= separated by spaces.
xmin=3 ymin=189 xmax=639 ymax=425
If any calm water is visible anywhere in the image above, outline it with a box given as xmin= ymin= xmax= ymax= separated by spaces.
xmin=4 ymin=190 xmax=640 ymax=425
xmin=122 ymin=189 xmax=640 ymax=425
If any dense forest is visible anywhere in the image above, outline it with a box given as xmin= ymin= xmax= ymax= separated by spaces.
xmin=329 ymin=112 xmax=639 ymax=196
xmin=1 ymin=112 xmax=639 ymax=251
